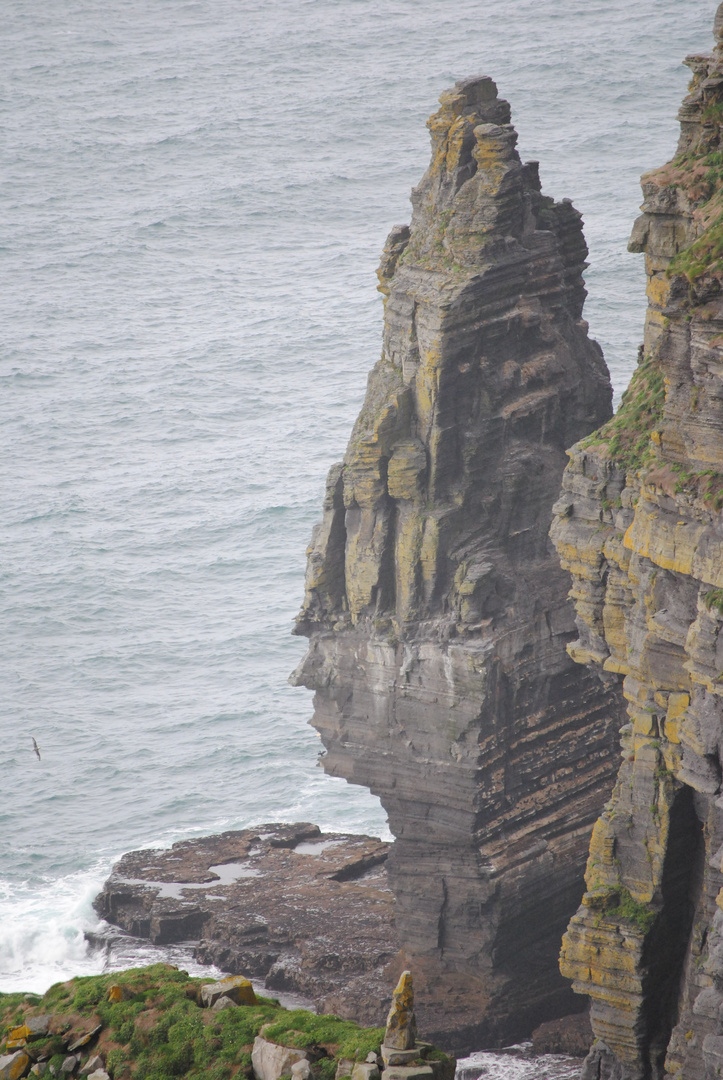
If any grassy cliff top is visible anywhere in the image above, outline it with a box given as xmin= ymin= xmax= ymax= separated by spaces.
xmin=0 ymin=964 xmax=426 ymax=1080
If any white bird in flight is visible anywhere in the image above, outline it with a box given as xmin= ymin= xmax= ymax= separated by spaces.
xmin=31 ymin=737 xmax=41 ymax=761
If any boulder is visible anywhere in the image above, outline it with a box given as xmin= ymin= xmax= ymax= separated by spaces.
xmin=531 ymin=1012 xmax=592 ymax=1057
xmin=25 ymin=1017 xmax=51 ymax=1039
xmin=381 ymin=1048 xmax=417 ymax=1067
xmin=6 ymin=1026 xmax=31 ymax=1050
xmin=86 ymin=1073 xmax=110 ymax=1080
xmin=201 ymin=975 xmax=256 ymax=1008
xmin=68 ymin=1026 xmax=102 ymax=1053
xmin=60 ymin=1057 xmax=78 ymax=1075
xmin=291 ymin=1062 xmax=311 ymax=1080
xmin=383 ymin=972 xmax=416 ymax=1051
xmin=80 ymin=1058 xmax=104 ymax=1076
xmin=0 ymin=1052 xmax=31 ymax=1080
xmin=211 ymin=995 xmax=237 ymax=1012
xmin=251 ymin=1036 xmax=309 ymax=1080
xmin=351 ymin=1065 xmax=380 ymax=1080
xmin=381 ymin=1068 xmax=433 ymax=1080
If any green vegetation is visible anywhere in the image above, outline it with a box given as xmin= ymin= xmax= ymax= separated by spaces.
xmin=702 ymin=102 xmax=723 ymax=128
xmin=0 ymin=964 xmax=413 ymax=1080
xmin=588 ymin=886 xmax=657 ymax=934
xmin=668 ymin=205 xmax=723 ymax=282
xmin=606 ymin=888 xmax=657 ymax=934
xmin=666 ymin=138 xmax=723 ymax=283
xmin=581 ymin=352 xmax=666 ymax=474
xmin=670 ymin=466 xmax=723 ymax=510
xmin=705 ymin=589 xmax=723 ymax=614
xmin=262 ymin=1012 xmax=384 ymax=1063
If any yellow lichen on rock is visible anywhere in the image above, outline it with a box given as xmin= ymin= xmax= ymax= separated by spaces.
xmin=384 ymin=971 xmax=417 ymax=1051
xmin=0 ymin=1053 xmax=30 ymax=1080
xmin=550 ymin=12 xmax=723 ymax=1079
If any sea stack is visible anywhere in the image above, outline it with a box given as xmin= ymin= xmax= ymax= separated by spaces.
xmin=551 ymin=7 xmax=723 ymax=1078
xmin=292 ymin=76 xmax=623 ymax=1049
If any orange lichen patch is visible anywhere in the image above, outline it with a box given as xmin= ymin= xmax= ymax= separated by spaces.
xmin=6 ymin=1026 xmax=31 ymax=1043
xmin=1 ymin=1053 xmax=30 ymax=1079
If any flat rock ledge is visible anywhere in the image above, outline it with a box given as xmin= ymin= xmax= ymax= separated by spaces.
xmin=93 ymin=823 xmax=398 ymax=1026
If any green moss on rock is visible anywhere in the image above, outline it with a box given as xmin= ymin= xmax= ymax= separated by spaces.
xmin=261 ymin=1011 xmax=385 ymax=1061
xmin=606 ymin=888 xmax=657 ymax=934
xmin=704 ymin=588 xmax=723 ymax=614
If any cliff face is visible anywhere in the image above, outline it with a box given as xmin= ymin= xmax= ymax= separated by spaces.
xmin=292 ymin=77 xmax=622 ymax=1050
xmin=551 ymin=10 xmax=723 ymax=1080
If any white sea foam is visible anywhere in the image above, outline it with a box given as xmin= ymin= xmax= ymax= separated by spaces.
xmin=0 ymin=866 xmax=110 ymax=993
xmin=456 ymin=1046 xmax=583 ymax=1080
xmin=0 ymin=861 xmax=232 ymax=994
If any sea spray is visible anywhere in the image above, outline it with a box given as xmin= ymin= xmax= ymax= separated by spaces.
xmin=0 ymin=866 xmax=110 ymax=993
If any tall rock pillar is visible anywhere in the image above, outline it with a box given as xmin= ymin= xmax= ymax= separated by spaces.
xmin=293 ymin=76 xmax=622 ymax=1049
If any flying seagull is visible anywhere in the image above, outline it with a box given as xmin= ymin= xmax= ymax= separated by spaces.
xmin=31 ymin=737 xmax=41 ymax=761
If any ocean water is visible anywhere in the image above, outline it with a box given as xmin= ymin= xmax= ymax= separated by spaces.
xmin=0 ymin=0 xmax=714 ymax=1049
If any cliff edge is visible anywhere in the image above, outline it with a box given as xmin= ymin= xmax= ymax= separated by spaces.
xmin=551 ymin=8 xmax=723 ymax=1079
xmin=292 ymin=76 xmax=623 ymax=1049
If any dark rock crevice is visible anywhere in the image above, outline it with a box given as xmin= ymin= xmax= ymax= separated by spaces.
xmin=641 ymin=787 xmax=705 ymax=1079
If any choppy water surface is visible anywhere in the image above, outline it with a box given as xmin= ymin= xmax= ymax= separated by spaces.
xmin=0 ymin=0 xmax=714 ymax=1062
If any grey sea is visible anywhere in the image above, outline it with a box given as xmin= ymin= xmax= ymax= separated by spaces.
xmin=0 ymin=0 xmax=714 ymax=1065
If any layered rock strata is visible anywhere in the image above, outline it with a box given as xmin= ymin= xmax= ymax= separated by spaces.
xmin=551 ymin=10 xmax=723 ymax=1079
xmin=94 ymin=823 xmax=397 ymax=1025
xmin=292 ymin=76 xmax=623 ymax=1049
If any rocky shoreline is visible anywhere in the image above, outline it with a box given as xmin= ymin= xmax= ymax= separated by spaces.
xmin=93 ymin=824 xmax=398 ymax=1031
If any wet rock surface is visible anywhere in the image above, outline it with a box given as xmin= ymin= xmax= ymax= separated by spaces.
xmin=94 ymin=823 xmax=397 ymax=1026
xmin=292 ymin=75 xmax=622 ymax=1050
xmin=550 ymin=7 xmax=723 ymax=1079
